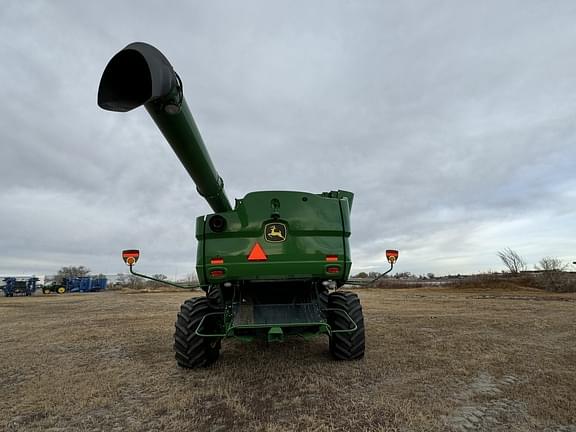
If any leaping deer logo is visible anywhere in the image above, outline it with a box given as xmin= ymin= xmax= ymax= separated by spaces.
xmin=265 ymin=223 xmax=287 ymax=242
xmin=268 ymin=225 xmax=285 ymax=240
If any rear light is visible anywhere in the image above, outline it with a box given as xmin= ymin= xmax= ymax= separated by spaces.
xmin=386 ymin=249 xmax=399 ymax=264
xmin=210 ymin=269 xmax=225 ymax=278
xmin=210 ymin=258 xmax=224 ymax=265
xmin=326 ymin=266 xmax=340 ymax=274
xmin=122 ymin=249 xmax=140 ymax=266
xmin=325 ymin=255 xmax=338 ymax=262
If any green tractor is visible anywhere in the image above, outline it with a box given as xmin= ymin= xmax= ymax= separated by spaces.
xmin=98 ymin=42 xmax=398 ymax=368
xmin=43 ymin=284 xmax=66 ymax=295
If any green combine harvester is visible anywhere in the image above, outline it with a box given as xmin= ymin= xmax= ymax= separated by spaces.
xmin=98 ymin=42 xmax=398 ymax=368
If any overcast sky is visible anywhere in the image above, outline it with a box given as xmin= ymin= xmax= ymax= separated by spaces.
xmin=1 ymin=0 xmax=575 ymax=278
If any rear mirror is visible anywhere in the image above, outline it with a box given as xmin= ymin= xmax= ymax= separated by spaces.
xmin=386 ymin=249 xmax=399 ymax=264
xmin=122 ymin=249 xmax=140 ymax=266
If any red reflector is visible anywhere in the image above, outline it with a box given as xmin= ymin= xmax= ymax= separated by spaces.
xmin=326 ymin=255 xmax=338 ymax=262
xmin=248 ymin=243 xmax=267 ymax=261
xmin=327 ymin=266 xmax=340 ymax=273
xmin=210 ymin=270 xmax=225 ymax=277
xmin=210 ymin=258 xmax=224 ymax=265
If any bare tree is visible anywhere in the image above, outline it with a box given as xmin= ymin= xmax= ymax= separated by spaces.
xmin=147 ymin=274 xmax=168 ymax=287
xmin=128 ymin=275 xmax=144 ymax=289
xmin=182 ymin=273 xmax=199 ymax=284
xmin=535 ymin=257 xmax=568 ymax=272
xmin=55 ymin=266 xmax=91 ymax=283
xmin=116 ymin=273 xmax=129 ymax=285
xmin=497 ymin=248 xmax=527 ymax=273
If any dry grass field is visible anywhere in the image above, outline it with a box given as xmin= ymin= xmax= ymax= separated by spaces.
xmin=1 ymin=285 xmax=575 ymax=432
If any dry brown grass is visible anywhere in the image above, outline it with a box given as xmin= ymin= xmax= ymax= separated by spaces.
xmin=1 ymin=286 xmax=575 ymax=431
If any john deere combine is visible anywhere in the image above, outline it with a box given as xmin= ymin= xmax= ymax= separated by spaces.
xmin=98 ymin=42 xmax=397 ymax=368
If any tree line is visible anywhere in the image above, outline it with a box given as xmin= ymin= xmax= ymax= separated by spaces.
xmin=497 ymin=248 xmax=571 ymax=273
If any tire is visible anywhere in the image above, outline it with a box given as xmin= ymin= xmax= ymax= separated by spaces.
xmin=328 ymin=291 xmax=365 ymax=360
xmin=43 ymin=289 xmax=51 ymax=295
xmin=57 ymin=287 xmax=66 ymax=294
xmin=207 ymin=286 xmax=224 ymax=308
xmin=318 ymin=288 xmax=329 ymax=310
xmin=174 ymin=297 xmax=222 ymax=368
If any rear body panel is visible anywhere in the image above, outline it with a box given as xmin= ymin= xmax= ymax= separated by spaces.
xmin=196 ymin=190 xmax=353 ymax=285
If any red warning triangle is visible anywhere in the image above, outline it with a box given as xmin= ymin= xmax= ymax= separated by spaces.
xmin=248 ymin=242 xmax=268 ymax=261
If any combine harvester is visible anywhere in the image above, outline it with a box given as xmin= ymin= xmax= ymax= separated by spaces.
xmin=2 ymin=277 xmax=39 ymax=297
xmin=43 ymin=276 xmax=107 ymax=294
xmin=98 ymin=42 xmax=398 ymax=368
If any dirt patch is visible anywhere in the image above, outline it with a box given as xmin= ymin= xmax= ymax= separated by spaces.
xmin=469 ymin=295 xmax=575 ymax=302
xmin=1 ymin=287 xmax=575 ymax=431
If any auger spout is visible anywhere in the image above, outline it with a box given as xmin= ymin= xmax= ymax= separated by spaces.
xmin=98 ymin=42 xmax=232 ymax=213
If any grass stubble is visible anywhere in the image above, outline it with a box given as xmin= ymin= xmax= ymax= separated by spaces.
xmin=0 ymin=285 xmax=574 ymax=431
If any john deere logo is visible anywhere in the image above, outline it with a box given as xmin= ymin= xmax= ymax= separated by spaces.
xmin=265 ymin=223 xmax=287 ymax=242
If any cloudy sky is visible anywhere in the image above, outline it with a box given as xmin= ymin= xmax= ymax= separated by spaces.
xmin=1 ymin=0 xmax=575 ymax=278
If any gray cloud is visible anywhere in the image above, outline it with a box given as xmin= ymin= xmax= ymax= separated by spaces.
xmin=1 ymin=0 xmax=575 ymax=277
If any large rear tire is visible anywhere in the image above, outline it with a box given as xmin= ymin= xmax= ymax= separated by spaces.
xmin=318 ymin=288 xmax=329 ymax=310
xmin=174 ymin=297 xmax=222 ymax=368
xmin=207 ymin=286 xmax=224 ymax=308
xmin=328 ymin=291 xmax=365 ymax=360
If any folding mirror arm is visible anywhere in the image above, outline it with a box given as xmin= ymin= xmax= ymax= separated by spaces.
xmin=127 ymin=264 xmax=199 ymax=290
xmin=345 ymin=249 xmax=399 ymax=287
xmin=122 ymin=249 xmax=199 ymax=290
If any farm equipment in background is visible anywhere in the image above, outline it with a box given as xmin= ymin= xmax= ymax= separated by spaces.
xmin=43 ymin=283 xmax=66 ymax=294
xmin=2 ymin=277 xmax=39 ymax=297
xmin=65 ymin=276 xmax=107 ymax=293
xmin=98 ymin=42 xmax=398 ymax=368
xmin=43 ymin=277 xmax=107 ymax=294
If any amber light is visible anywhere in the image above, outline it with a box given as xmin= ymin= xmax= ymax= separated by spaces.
xmin=210 ymin=270 xmax=225 ymax=277
xmin=327 ymin=266 xmax=340 ymax=273
xmin=386 ymin=249 xmax=399 ymax=264
xmin=210 ymin=258 xmax=224 ymax=265
xmin=325 ymin=255 xmax=338 ymax=262
xmin=122 ymin=249 xmax=140 ymax=265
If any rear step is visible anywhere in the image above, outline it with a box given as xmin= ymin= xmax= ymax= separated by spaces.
xmin=232 ymin=303 xmax=323 ymax=326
